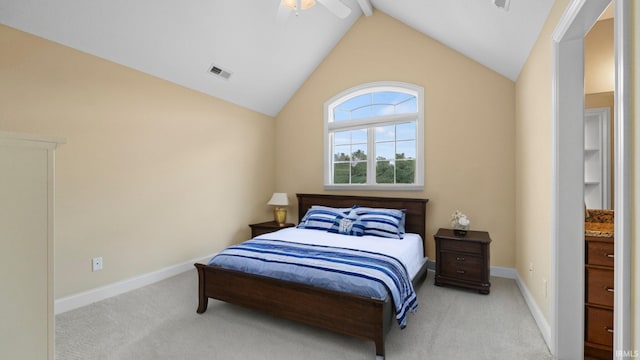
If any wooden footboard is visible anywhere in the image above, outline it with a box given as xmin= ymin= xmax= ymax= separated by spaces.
xmin=195 ymin=260 xmax=428 ymax=358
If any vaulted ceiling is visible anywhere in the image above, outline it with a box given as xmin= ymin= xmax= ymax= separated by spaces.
xmin=0 ymin=0 xmax=555 ymax=116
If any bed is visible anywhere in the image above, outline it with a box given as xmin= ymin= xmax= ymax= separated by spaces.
xmin=194 ymin=193 xmax=429 ymax=359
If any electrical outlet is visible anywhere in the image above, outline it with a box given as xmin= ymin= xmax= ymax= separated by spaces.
xmin=92 ymin=257 xmax=103 ymax=272
xmin=528 ymin=262 xmax=533 ymax=279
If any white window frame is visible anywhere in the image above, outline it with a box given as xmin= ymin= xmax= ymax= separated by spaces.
xmin=323 ymin=81 xmax=424 ymax=190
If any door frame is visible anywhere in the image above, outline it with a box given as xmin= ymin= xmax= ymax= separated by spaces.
xmin=551 ymin=0 xmax=631 ymax=358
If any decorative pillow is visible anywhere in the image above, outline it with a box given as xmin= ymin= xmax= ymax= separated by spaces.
xmin=297 ymin=206 xmax=349 ymax=231
xmin=327 ymin=208 xmax=364 ymax=236
xmin=354 ymin=207 xmax=406 ymax=239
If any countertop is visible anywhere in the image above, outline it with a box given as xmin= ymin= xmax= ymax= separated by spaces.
xmin=585 ymin=221 xmax=614 ymax=238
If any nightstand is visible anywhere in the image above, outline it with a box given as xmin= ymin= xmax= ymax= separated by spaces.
xmin=249 ymin=221 xmax=295 ymax=238
xmin=434 ymin=228 xmax=491 ymax=294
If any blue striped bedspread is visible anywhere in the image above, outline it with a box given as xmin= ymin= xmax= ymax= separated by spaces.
xmin=208 ymin=238 xmax=418 ymax=328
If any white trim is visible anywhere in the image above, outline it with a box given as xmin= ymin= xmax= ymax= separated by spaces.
xmin=551 ymin=0 xmax=631 ymax=358
xmin=355 ymin=0 xmax=372 ymax=16
xmin=0 ymin=131 xmax=66 ymax=146
xmin=513 ymin=271 xmax=552 ymax=350
xmin=490 ymin=265 xmax=517 ymax=279
xmin=54 ymin=253 xmax=216 ymax=314
xmin=489 ymin=267 xmax=551 ymax=350
xmin=613 ymin=0 xmax=632 ymax=355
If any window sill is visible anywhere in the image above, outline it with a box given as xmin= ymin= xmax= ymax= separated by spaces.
xmin=324 ymin=184 xmax=424 ymax=191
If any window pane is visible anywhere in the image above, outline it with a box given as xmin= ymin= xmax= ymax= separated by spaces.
xmin=352 ymin=144 xmax=367 ymax=161
xmin=334 ymin=131 xmax=350 ymax=145
xmin=334 ymin=145 xmax=351 ymax=161
xmin=396 ymin=159 xmax=415 ymax=184
xmin=334 ymin=163 xmax=350 ymax=184
xmin=333 ymin=110 xmax=351 ymax=122
xmin=375 ymin=125 xmax=395 ymax=142
xmin=395 ymin=97 xmax=417 ymax=114
xmin=396 ymin=122 xmax=416 ymax=141
xmin=373 ymin=91 xmax=412 ymax=105
xmin=371 ymin=104 xmax=395 ymax=117
xmin=333 ymin=91 xmax=417 ymax=121
xmin=351 ymin=162 xmax=367 ymax=184
xmin=376 ymin=142 xmax=394 ymax=160
xmin=338 ymin=93 xmax=371 ymax=111
xmin=351 ymin=106 xmax=372 ymax=120
xmin=396 ymin=140 xmax=416 ymax=159
xmin=376 ymin=159 xmax=395 ymax=184
xmin=352 ymin=129 xmax=367 ymax=143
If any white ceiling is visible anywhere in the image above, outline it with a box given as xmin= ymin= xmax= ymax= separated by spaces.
xmin=0 ymin=0 xmax=555 ymax=117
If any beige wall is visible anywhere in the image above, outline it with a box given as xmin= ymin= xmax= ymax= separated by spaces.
xmin=515 ymin=0 xmax=571 ymax=322
xmin=0 ymin=25 xmax=276 ymax=298
xmin=275 ymin=11 xmax=516 ymax=267
xmin=585 ymin=18 xmax=615 ymax=94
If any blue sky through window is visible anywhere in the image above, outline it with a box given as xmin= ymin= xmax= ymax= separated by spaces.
xmin=333 ymin=91 xmax=417 ymax=121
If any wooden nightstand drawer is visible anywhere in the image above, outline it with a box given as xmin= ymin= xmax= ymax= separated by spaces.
xmin=438 ymin=239 xmax=481 ymax=254
xmin=586 ymin=241 xmax=614 ymax=267
xmin=585 ymin=306 xmax=614 ymax=347
xmin=586 ymin=267 xmax=614 ymax=307
xmin=440 ymin=252 xmax=482 ymax=281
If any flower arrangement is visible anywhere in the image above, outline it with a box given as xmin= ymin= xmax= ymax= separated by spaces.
xmin=450 ymin=210 xmax=470 ymax=235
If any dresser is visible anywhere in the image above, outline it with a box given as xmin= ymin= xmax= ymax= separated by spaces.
xmin=434 ymin=228 xmax=491 ymax=294
xmin=584 ymin=234 xmax=614 ymax=359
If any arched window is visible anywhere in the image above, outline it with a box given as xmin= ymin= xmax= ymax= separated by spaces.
xmin=324 ymin=82 xmax=424 ymax=190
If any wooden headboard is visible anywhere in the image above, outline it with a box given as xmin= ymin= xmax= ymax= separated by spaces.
xmin=296 ymin=193 xmax=429 ymax=255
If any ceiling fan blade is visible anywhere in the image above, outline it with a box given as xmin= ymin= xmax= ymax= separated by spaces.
xmin=277 ymin=3 xmax=292 ymax=21
xmin=317 ymin=0 xmax=352 ymax=19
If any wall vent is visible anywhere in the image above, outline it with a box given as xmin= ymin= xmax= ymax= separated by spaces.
xmin=492 ymin=0 xmax=511 ymax=11
xmin=208 ymin=64 xmax=232 ymax=80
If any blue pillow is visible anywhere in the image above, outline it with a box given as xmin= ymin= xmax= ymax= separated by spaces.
xmin=328 ymin=208 xmax=364 ymax=236
xmin=297 ymin=206 xmax=349 ymax=232
xmin=354 ymin=207 xmax=406 ymax=239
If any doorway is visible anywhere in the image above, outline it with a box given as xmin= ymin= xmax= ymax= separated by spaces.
xmin=551 ymin=0 xmax=631 ymax=358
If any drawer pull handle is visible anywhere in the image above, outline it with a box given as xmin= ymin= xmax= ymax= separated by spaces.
xmin=605 ymin=327 xmax=614 ymax=334
xmin=456 ymin=270 xmax=465 ymax=274
xmin=456 ymin=257 xmax=465 ymax=261
xmin=605 ymin=253 xmax=615 ymax=258
xmin=606 ymin=287 xmax=614 ymax=293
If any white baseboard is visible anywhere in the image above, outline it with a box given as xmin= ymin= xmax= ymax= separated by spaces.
xmin=428 ymin=262 xmax=550 ymax=350
xmin=511 ymin=271 xmax=552 ymax=350
xmin=54 ymin=254 xmax=215 ymax=315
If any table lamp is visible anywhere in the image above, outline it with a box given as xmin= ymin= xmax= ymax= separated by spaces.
xmin=268 ymin=193 xmax=289 ymax=226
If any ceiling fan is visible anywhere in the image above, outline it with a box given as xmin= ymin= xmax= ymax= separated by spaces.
xmin=280 ymin=0 xmax=352 ymax=19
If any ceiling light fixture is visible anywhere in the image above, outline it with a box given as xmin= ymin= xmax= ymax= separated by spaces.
xmin=282 ymin=0 xmax=317 ymax=11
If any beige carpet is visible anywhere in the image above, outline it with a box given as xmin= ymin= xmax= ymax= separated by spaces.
xmin=56 ymin=270 xmax=552 ymax=360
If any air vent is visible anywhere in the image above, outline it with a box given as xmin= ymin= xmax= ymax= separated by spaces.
xmin=208 ymin=64 xmax=232 ymax=80
xmin=492 ymin=0 xmax=511 ymax=11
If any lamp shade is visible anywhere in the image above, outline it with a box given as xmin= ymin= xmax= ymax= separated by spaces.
xmin=267 ymin=193 xmax=289 ymax=207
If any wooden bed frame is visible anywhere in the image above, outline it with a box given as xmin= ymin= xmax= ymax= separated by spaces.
xmin=195 ymin=193 xmax=429 ymax=359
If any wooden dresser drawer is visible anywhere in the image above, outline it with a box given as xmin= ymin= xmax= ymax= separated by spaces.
xmin=586 ymin=268 xmax=614 ymax=307
xmin=586 ymin=241 xmax=614 ymax=267
xmin=586 ymin=306 xmax=614 ymax=347
xmin=438 ymin=238 xmax=481 ymax=254
xmin=440 ymin=252 xmax=482 ymax=281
